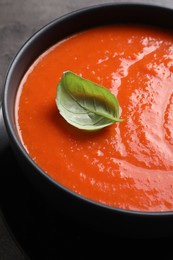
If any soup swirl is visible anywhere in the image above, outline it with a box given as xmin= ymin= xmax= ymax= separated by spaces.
xmin=15 ymin=24 xmax=173 ymax=211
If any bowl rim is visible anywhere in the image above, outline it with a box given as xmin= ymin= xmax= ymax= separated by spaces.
xmin=2 ymin=2 xmax=173 ymax=217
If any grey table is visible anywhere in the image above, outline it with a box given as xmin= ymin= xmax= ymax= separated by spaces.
xmin=0 ymin=0 xmax=173 ymax=259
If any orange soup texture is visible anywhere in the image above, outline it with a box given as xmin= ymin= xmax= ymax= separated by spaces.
xmin=15 ymin=24 xmax=173 ymax=212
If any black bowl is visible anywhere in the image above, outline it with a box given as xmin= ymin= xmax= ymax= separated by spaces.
xmin=2 ymin=3 xmax=173 ymax=238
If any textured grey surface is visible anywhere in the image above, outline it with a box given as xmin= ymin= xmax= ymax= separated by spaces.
xmin=0 ymin=0 xmax=173 ymax=259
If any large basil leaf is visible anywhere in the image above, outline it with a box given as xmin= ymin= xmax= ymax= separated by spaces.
xmin=56 ymin=71 xmax=123 ymax=130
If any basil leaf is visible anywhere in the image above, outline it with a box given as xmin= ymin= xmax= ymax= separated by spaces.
xmin=56 ymin=71 xmax=123 ymax=130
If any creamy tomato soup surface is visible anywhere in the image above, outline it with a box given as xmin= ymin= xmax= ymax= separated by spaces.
xmin=15 ymin=24 xmax=173 ymax=212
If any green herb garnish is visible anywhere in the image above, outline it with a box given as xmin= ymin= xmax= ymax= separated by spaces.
xmin=56 ymin=71 xmax=123 ymax=130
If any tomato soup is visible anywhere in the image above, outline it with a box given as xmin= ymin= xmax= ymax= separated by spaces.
xmin=15 ymin=24 xmax=173 ymax=212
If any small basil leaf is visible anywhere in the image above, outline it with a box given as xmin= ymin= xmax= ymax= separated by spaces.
xmin=56 ymin=71 xmax=123 ymax=130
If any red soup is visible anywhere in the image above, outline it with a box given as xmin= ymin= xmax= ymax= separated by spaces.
xmin=15 ymin=24 xmax=173 ymax=212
